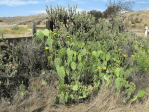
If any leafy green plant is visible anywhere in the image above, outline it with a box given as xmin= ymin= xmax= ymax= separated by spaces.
xmin=20 ymin=81 xmax=26 ymax=97
xmin=54 ymin=92 xmax=60 ymax=104
xmin=133 ymin=47 xmax=149 ymax=72
xmin=130 ymin=87 xmax=146 ymax=102
xmin=33 ymin=84 xmax=37 ymax=93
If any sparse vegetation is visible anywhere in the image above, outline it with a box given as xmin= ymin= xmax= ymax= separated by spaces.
xmin=0 ymin=26 xmax=47 ymax=37
xmin=135 ymin=18 xmax=139 ymax=20
xmin=0 ymin=26 xmax=29 ymax=35
xmin=131 ymin=20 xmax=135 ymax=24
xmin=131 ymin=24 xmax=136 ymax=28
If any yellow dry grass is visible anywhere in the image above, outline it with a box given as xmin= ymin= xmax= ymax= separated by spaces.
xmin=0 ymin=25 xmax=47 ymax=38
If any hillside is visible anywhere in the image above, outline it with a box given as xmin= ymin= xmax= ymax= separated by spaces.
xmin=0 ymin=9 xmax=149 ymax=33
xmin=0 ymin=13 xmax=49 ymax=26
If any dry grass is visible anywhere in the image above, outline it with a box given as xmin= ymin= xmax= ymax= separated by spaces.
xmin=118 ymin=9 xmax=149 ymax=30
xmin=0 ymin=25 xmax=48 ymax=38
xmin=1 ymin=72 xmax=149 ymax=112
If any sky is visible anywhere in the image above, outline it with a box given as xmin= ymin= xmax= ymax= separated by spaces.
xmin=0 ymin=0 xmax=148 ymax=17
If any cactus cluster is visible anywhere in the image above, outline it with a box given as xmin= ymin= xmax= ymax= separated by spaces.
xmin=27 ymin=3 xmax=149 ymax=105
xmin=1 ymin=3 xmax=149 ymax=108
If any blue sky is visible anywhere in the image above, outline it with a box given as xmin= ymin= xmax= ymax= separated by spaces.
xmin=0 ymin=0 xmax=148 ymax=17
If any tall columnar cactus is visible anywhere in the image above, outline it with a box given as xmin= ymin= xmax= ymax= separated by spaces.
xmin=45 ymin=3 xmax=97 ymax=36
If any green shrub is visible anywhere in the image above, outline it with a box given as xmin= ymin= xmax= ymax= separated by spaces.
xmin=12 ymin=26 xmax=19 ymax=30
xmin=135 ymin=18 xmax=141 ymax=23
xmin=135 ymin=18 xmax=139 ymax=21
xmin=131 ymin=25 xmax=136 ymax=28
xmin=131 ymin=20 xmax=135 ymax=24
